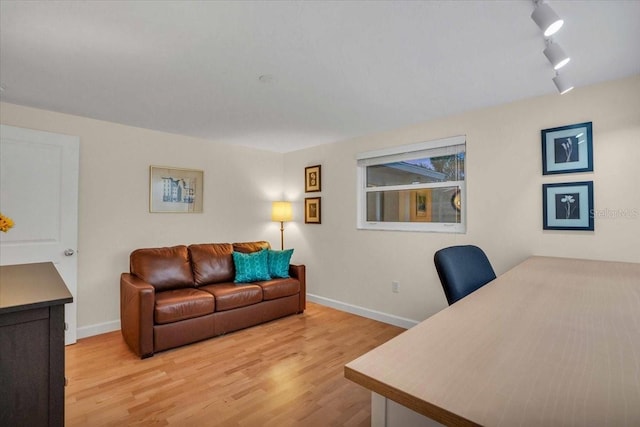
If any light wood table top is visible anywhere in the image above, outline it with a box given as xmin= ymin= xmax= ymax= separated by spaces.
xmin=345 ymin=256 xmax=640 ymax=426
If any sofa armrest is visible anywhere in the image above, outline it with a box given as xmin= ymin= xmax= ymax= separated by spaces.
xmin=120 ymin=273 xmax=155 ymax=358
xmin=289 ymin=264 xmax=306 ymax=313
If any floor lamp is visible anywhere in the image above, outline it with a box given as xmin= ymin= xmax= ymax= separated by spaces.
xmin=271 ymin=201 xmax=292 ymax=250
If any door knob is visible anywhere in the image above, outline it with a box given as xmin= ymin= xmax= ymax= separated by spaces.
xmin=64 ymin=249 xmax=75 ymax=256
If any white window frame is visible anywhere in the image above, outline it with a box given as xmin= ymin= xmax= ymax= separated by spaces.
xmin=356 ymin=135 xmax=466 ymax=233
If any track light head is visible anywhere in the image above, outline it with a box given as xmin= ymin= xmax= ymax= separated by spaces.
xmin=544 ymin=42 xmax=570 ymax=70
xmin=531 ymin=2 xmax=564 ymax=37
xmin=553 ymin=72 xmax=574 ymax=95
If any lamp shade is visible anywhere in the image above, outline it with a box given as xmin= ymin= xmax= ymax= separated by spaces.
xmin=543 ymin=42 xmax=570 ymax=70
xmin=271 ymin=201 xmax=293 ymax=222
xmin=531 ymin=2 xmax=564 ymax=37
xmin=553 ymin=72 xmax=574 ymax=95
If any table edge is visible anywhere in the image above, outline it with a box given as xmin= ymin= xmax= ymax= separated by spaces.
xmin=344 ymin=365 xmax=480 ymax=427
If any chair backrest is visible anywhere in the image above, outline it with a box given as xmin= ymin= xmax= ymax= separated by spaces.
xmin=434 ymin=245 xmax=496 ymax=305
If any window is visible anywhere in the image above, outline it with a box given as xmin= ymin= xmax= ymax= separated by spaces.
xmin=357 ymin=135 xmax=466 ymax=233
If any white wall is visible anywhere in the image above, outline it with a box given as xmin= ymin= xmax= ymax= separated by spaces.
xmin=1 ymin=75 xmax=638 ymax=335
xmin=283 ymin=75 xmax=640 ymax=324
xmin=0 ymin=103 xmax=285 ymax=336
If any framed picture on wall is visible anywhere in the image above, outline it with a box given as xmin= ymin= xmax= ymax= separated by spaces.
xmin=149 ymin=166 xmax=203 ymax=213
xmin=305 ymin=165 xmax=321 ymax=192
xmin=541 ymin=121 xmax=593 ymax=175
xmin=542 ymin=181 xmax=594 ymax=231
xmin=305 ymin=197 xmax=321 ymax=224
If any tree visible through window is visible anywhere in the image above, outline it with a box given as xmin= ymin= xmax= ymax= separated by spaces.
xmin=357 ymin=136 xmax=466 ymax=233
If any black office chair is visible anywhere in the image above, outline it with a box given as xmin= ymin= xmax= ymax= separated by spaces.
xmin=434 ymin=245 xmax=496 ymax=305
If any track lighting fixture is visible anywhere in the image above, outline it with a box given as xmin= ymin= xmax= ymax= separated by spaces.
xmin=543 ymin=41 xmax=570 ymax=70
xmin=530 ymin=1 xmax=574 ymax=94
xmin=531 ymin=1 xmax=564 ymax=37
xmin=553 ymin=72 xmax=574 ymax=95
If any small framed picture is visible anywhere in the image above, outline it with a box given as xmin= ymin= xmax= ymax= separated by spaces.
xmin=416 ymin=192 xmax=428 ymax=217
xmin=542 ymin=181 xmax=594 ymax=231
xmin=305 ymin=165 xmax=321 ymax=192
xmin=150 ymin=166 xmax=203 ymax=213
xmin=305 ymin=197 xmax=321 ymax=224
xmin=541 ymin=121 xmax=593 ymax=175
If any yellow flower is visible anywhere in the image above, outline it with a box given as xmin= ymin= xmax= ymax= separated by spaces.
xmin=0 ymin=212 xmax=15 ymax=232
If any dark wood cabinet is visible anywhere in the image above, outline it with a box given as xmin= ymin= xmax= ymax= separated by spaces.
xmin=0 ymin=262 xmax=73 ymax=427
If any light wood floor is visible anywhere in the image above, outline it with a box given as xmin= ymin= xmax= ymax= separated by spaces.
xmin=65 ymin=302 xmax=405 ymax=426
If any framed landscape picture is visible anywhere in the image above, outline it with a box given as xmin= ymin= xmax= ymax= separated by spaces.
xmin=305 ymin=197 xmax=321 ymax=224
xmin=542 ymin=181 xmax=594 ymax=231
xmin=149 ymin=166 xmax=203 ymax=213
xmin=541 ymin=121 xmax=593 ymax=175
xmin=305 ymin=165 xmax=321 ymax=192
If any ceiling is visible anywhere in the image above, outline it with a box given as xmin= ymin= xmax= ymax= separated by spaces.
xmin=1 ymin=1 xmax=639 ymax=153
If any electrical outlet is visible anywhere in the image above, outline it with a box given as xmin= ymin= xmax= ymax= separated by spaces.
xmin=392 ymin=281 xmax=400 ymax=293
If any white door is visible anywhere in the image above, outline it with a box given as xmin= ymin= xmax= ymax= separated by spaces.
xmin=0 ymin=124 xmax=79 ymax=345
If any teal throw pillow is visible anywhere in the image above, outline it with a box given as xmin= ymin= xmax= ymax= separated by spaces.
xmin=233 ymin=250 xmax=271 ymax=283
xmin=267 ymin=249 xmax=294 ymax=278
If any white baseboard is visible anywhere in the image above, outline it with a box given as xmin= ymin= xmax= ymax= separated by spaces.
xmin=307 ymin=293 xmax=419 ymax=329
xmin=75 ymin=295 xmax=417 ymax=339
xmin=77 ymin=319 xmax=120 ymax=339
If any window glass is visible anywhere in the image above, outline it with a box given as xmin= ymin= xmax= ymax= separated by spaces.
xmin=357 ymin=136 xmax=466 ymax=233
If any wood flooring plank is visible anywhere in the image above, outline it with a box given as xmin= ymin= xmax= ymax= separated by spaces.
xmin=65 ymin=302 xmax=404 ymax=426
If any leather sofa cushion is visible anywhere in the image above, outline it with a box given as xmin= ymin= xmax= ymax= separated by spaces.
xmin=200 ymin=283 xmax=263 ymax=311
xmin=130 ymin=246 xmax=194 ymax=292
xmin=233 ymin=241 xmax=271 ymax=254
xmin=155 ymin=288 xmax=214 ymax=324
xmin=258 ymin=278 xmax=300 ymax=301
xmin=189 ymin=243 xmax=234 ymax=286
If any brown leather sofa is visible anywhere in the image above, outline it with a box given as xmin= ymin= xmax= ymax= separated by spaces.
xmin=120 ymin=241 xmax=305 ymax=358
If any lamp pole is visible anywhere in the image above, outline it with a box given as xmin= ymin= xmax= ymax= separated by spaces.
xmin=279 ymin=221 xmax=285 ymax=250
